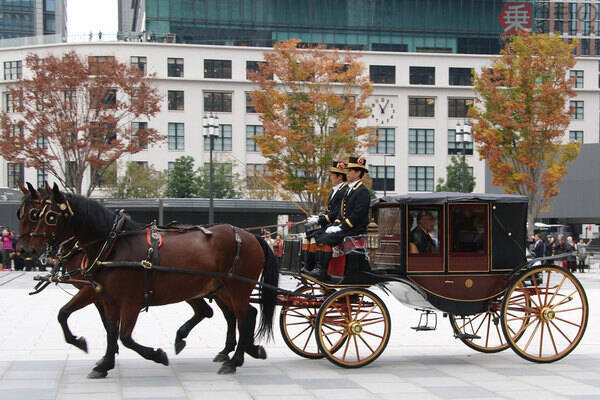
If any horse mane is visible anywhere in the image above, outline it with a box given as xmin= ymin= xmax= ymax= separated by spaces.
xmin=65 ymin=193 xmax=143 ymax=236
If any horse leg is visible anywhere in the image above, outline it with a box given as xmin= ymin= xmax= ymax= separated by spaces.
xmin=218 ymin=304 xmax=254 ymax=375
xmin=174 ymin=298 xmax=214 ymax=355
xmin=90 ymin=302 xmax=119 ymax=374
xmin=118 ymin=306 xmax=169 ymax=366
xmin=213 ymin=298 xmax=237 ymax=363
xmin=88 ymin=302 xmax=120 ymax=379
xmin=243 ymin=304 xmax=267 ymax=360
xmin=57 ymin=287 xmax=96 ymax=353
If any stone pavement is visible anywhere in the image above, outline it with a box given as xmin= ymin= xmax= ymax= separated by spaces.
xmin=0 ymin=270 xmax=599 ymax=400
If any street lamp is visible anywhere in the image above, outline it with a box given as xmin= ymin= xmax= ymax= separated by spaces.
xmin=203 ymin=113 xmax=219 ymax=224
xmin=455 ymin=121 xmax=472 ymax=193
xmin=383 ymin=154 xmax=394 ymax=198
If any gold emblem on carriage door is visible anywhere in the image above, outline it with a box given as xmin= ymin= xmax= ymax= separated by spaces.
xmin=465 ymin=279 xmax=474 ymax=288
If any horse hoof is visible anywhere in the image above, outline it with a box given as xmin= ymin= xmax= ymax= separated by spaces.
xmin=213 ymin=353 xmax=230 ymax=363
xmin=87 ymin=369 xmax=108 ymax=379
xmin=256 ymin=346 xmax=267 ymax=360
xmin=75 ymin=337 xmax=88 ymax=353
xmin=94 ymin=356 xmax=106 ymax=367
xmin=217 ymin=362 xmax=236 ymax=375
xmin=174 ymin=340 xmax=186 ymax=355
xmin=155 ymin=348 xmax=169 ymax=366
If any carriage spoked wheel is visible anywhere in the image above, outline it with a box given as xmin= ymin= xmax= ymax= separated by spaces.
xmin=279 ymin=285 xmax=333 ymax=359
xmin=315 ymin=288 xmax=391 ymax=368
xmin=449 ymin=305 xmax=510 ymax=353
xmin=501 ymin=266 xmax=588 ymax=363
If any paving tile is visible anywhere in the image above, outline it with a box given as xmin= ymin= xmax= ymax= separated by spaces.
xmin=498 ymin=390 xmax=568 ymax=400
xmin=0 ymin=388 xmax=57 ymax=400
xmin=549 ymin=384 xmax=600 ymax=396
xmin=293 ymin=378 xmax=360 ymax=389
xmin=379 ymin=394 xmax=442 ymax=400
xmin=426 ymin=385 xmax=497 ymax=399
xmin=310 ymin=388 xmax=378 ymax=400
xmin=187 ymin=390 xmax=253 ymax=400
xmin=122 ymin=386 xmax=186 ymax=398
xmin=235 ymin=374 xmax=295 ymax=385
xmin=245 ymin=383 xmax=309 ymax=395
xmin=57 ymin=393 xmax=122 ymax=400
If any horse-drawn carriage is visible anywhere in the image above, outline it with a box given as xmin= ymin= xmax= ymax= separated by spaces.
xmin=277 ymin=193 xmax=588 ymax=367
xmin=20 ymin=186 xmax=588 ymax=376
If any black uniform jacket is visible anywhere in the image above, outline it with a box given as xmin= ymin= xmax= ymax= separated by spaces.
xmin=339 ymin=181 xmax=370 ymax=235
xmin=318 ymin=183 xmax=348 ymax=227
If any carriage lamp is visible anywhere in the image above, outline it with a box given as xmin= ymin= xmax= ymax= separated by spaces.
xmin=367 ymin=220 xmax=380 ymax=249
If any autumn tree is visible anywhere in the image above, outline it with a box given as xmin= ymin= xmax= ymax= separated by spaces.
xmin=250 ymin=39 xmax=373 ymax=213
xmin=0 ymin=51 xmax=162 ymax=196
xmin=109 ymin=162 xmax=166 ymax=198
xmin=436 ymin=156 xmax=475 ymax=193
xmin=470 ymin=34 xmax=580 ymax=236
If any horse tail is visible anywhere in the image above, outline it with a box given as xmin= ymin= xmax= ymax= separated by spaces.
xmin=254 ymin=234 xmax=280 ymax=341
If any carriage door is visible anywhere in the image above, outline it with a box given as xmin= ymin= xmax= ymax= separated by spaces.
xmin=407 ymin=206 xmax=444 ymax=273
xmin=448 ymin=203 xmax=489 ymax=272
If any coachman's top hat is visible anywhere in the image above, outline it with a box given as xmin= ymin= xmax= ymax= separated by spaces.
xmin=347 ymin=156 xmax=368 ymax=172
xmin=329 ymin=160 xmax=347 ymax=175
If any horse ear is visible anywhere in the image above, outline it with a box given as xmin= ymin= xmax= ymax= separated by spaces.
xmin=45 ymin=181 xmax=52 ymax=193
xmin=52 ymin=183 xmax=64 ymax=202
xmin=26 ymin=182 xmax=40 ymax=199
xmin=18 ymin=182 xmax=28 ymax=194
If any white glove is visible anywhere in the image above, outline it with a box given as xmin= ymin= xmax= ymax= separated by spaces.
xmin=306 ymin=215 xmax=319 ymax=225
xmin=326 ymin=225 xmax=342 ymax=234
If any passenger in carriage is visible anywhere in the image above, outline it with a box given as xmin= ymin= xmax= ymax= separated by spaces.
xmin=409 ymin=211 xmax=439 ymax=254
xmin=307 ymin=156 xmax=370 ymax=282
xmin=301 ymin=161 xmax=348 ymax=274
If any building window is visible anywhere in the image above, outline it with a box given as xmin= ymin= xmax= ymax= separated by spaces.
xmin=88 ymin=56 xmax=115 ymax=75
xmin=132 ymin=121 xmax=148 ymax=149
xmin=370 ymin=165 xmax=395 ymax=192
xmin=7 ymin=163 xmax=24 ymax=189
xmin=168 ymin=90 xmax=184 ymax=111
xmin=554 ymin=3 xmax=564 ymax=33
xmin=247 ymin=164 xmax=269 ymax=189
xmin=570 ymin=70 xmax=583 ymax=89
xmin=408 ymin=166 xmax=434 ymax=192
xmin=569 ymin=130 xmax=583 ymax=143
xmin=408 ymin=129 xmax=435 ymax=155
xmin=205 ymin=162 xmax=233 ymax=185
xmin=167 ymin=161 xmax=175 ymax=179
xmin=409 ymin=66 xmax=435 ymax=85
xmin=90 ymin=88 xmax=117 ymax=109
xmin=369 ymin=128 xmax=395 ymax=155
xmin=10 ymin=123 xmax=24 ymax=137
xmin=448 ymin=98 xmax=474 ymax=118
xmin=36 ymin=136 xmax=48 ymax=148
xmin=409 ymin=97 xmax=435 ymax=117
xmin=168 ymin=122 xmax=184 ymax=150
xmin=131 ymin=56 xmax=147 ymax=75
xmin=204 ymin=124 xmax=232 ymax=151
xmin=246 ymin=125 xmax=263 ymax=152
xmin=568 ymin=3 xmax=577 ymax=35
xmin=449 ymin=67 xmax=473 ymax=86
xmin=167 ymin=58 xmax=184 ymax=77
xmin=3 ymin=92 xmax=17 ymax=113
xmin=37 ymin=167 xmax=48 ymax=189
xmin=246 ymin=92 xmax=256 ymax=113
xmin=448 ymin=130 xmax=474 ymax=155
xmin=570 ymin=100 xmax=584 ymax=120
xmin=369 ymin=65 xmax=395 ymax=84
xmin=204 ymin=59 xmax=232 ymax=79
xmin=3 ymin=60 xmax=22 ymax=80
xmin=204 ymin=91 xmax=232 ymax=112
xmin=246 ymin=61 xmax=271 ymax=80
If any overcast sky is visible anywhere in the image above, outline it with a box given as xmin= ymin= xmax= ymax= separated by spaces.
xmin=67 ymin=0 xmax=118 ymax=37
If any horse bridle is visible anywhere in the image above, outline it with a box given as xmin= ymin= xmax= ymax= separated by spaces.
xmin=17 ymin=200 xmax=42 ymax=239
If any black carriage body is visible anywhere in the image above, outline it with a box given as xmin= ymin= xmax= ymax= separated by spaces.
xmin=370 ymin=192 xmax=528 ymax=315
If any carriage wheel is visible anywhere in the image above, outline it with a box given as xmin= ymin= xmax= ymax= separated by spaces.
xmin=449 ymin=306 xmax=510 ymax=353
xmin=279 ymin=285 xmax=330 ymax=359
xmin=501 ymin=266 xmax=588 ymax=363
xmin=315 ymin=288 xmax=391 ymax=368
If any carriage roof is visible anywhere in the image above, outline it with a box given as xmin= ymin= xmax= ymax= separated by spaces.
xmin=372 ymin=192 xmax=528 ymax=207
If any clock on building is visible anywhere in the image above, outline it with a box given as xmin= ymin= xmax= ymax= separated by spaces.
xmin=370 ymin=96 xmax=396 ymax=125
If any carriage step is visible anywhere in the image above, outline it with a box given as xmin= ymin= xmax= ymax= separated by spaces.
xmin=455 ymin=333 xmax=481 ymax=340
xmin=410 ymin=310 xmax=437 ymax=331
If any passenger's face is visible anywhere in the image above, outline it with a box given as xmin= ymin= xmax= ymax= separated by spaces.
xmin=421 ymin=215 xmax=435 ymax=231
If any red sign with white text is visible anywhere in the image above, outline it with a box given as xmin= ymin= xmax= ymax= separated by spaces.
xmin=499 ymin=3 xmax=532 ymax=34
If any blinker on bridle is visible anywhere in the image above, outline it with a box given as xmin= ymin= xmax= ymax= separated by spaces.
xmin=39 ymin=199 xmax=74 ymax=227
xmin=17 ymin=204 xmax=41 ymax=223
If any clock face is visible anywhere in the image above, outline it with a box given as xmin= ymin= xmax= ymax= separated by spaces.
xmin=370 ymin=96 xmax=395 ymax=125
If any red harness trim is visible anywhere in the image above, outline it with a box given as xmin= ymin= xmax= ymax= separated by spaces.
xmin=146 ymin=229 xmax=163 ymax=248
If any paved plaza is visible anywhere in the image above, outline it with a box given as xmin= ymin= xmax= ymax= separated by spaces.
xmin=0 ymin=268 xmax=599 ymax=400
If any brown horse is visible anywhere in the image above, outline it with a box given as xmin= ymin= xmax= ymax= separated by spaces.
xmin=17 ymin=184 xmax=254 ymax=378
xmin=25 ymin=184 xmax=279 ymax=374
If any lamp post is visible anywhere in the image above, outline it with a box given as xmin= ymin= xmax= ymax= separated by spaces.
xmin=203 ymin=113 xmax=219 ymax=224
xmin=383 ymin=154 xmax=394 ymax=198
xmin=455 ymin=121 xmax=472 ymax=193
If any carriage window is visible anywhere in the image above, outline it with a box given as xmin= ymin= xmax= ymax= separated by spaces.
xmin=408 ymin=209 xmax=440 ymax=255
xmin=374 ymin=207 xmax=404 ymax=271
xmin=450 ymin=205 xmax=486 ymax=254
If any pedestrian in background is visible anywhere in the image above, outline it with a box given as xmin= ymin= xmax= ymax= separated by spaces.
xmin=1 ymin=228 xmax=14 ymax=270
xmin=554 ymin=234 xmax=568 ymax=269
xmin=544 ymin=235 xmax=554 ymax=267
xmin=273 ymin=234 xmax=283 ymax=262
xmin=566 ymin=236 xmax=577 ymax=273
xmin=576 ymin=238 xmax=592 ymax=273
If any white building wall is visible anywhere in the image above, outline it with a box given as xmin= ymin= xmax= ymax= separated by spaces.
xmin=0 ymin=42 xmax=598 ymax=197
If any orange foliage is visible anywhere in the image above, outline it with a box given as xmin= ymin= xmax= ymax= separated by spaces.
xmin=249 ymin=39 xmax=373 ymax=213
xmin=0 ymin=51 xmax=162 ymax=195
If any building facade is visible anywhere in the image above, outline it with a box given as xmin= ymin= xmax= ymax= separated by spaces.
xmin=0 ymin=0 xmax=67 ymax=42
xmin=1 ymin=41 xmax=598 ymax=200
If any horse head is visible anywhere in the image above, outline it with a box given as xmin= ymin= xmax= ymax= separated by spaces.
xmin=16 ymin=182 xmax=44 ymax=254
